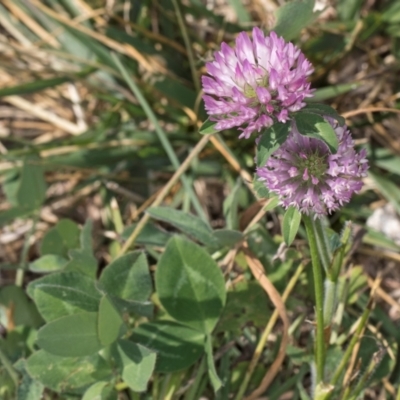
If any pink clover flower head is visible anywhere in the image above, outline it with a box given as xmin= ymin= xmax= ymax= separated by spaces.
xmin=256 ymin=121 xmax=369 ymax=217
xmin=202 ymin=28 xmax=314 ymax=138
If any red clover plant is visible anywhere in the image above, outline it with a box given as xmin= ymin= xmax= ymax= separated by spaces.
xmin=201 ymin=28 xmax=369 ymax=398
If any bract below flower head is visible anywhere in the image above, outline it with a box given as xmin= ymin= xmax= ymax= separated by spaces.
xmin=256 ymin=121 xmax=369 ymax=217
xmin=202 ymin=28 xmax=314 ymax=138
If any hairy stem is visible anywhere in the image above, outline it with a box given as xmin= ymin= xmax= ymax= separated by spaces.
xmin=303 ymin=215 xmax=326 ymax=384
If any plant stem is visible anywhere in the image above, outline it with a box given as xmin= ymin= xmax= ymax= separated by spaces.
xmin=303 ymin=215 xmax=326 ymax=384
xmin=314 ymin=218 xmax=331 ymax=274
xmin=323 ymin=278 xmax=337 ymax=328
xmin=184 ymin=357 xmax=207 ymax=400
xmin=111 ymin=52 xmax=207 ymax=221
xmin=164 ymin=371 xmax=183 ymax=400
xmin=159 ymin=374 xmax=171 ymax=400
xmin=396 ymin=386 xmax=400 ymax=400
xmin=16 ymin=213 xmax=39 ymax=287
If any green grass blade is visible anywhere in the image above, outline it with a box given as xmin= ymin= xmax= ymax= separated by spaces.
xmin=111 ymin=53 xmax=207 ymax=220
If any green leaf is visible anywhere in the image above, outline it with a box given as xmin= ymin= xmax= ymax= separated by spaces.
xmin=154 ymin=78 xmax=197 ymax=109
xmin=147 ymin=207 xmax=217 ymax=247
xmin=3 ymin=170 xmax=20 ymax=206
xmin=155 ymin=236 xmax=226 ymax=334
xmin=337 ymin=0 xmax=363 ymax=21
xmin=37 ymin=312 xmax=103 ymax=357
xmin=64 ymin=249 xmax=97 ymax=278
xmin=256 ymin=122 xmax=291 ymax=167
xmin=302 ymin=103 xmax=345 ymax=126
xmin=99 ymin=251 xmax=152 ymax=302
xmin=205 ymin=334 xmax=222 ymax=392
xmin=40 ymin=219 xmax=80 ymax=257
xmin=26 ymin=350 xmax=110 ymax=393
xmin=282 ymin=206 xmax=302 ymax=246
xmin=309 ymin=83 xmax=361 ymax=102
xmin=223 ymin=179 xmax=241 ymax=230
xmin=227 ymin=0 xmax=250 ymax=23
xmin=29 ymin=254 xmax=68 ymax=273
xmin=273 ymin=0 xmax=319 ymax=41
xmin=0 ymin=285 xmax=42 ymax=328
xmin=0 ymin=68 xmax=95 ymax=97
xmin=364 ymin=228 xmax=400 ymax=252
xmin=113 ymin=340 xmax=156 ymax=392
xmin=253 ymin=176 xmax=270 ymax=199
xmin=216 ymin=281 xmax=270 ymax=333
xmin=294 ymin=112 xmax=339 ymax=153
xmin=213 ymin=229 xmax=243 ymax=248
xmin=82 ymin=382 xmax=116 ymax=400
xmin=98 ymin=295 xmax=124 ymax=346
xmin=17 ymin=159 xmax=47 ymax=210
xmin=199 ymin=118 xmax=218 ymax=135
xmin=80 ymin=219 xmax=94 ymax=253
xmin=14 ymin=359 xmax=43 ymax=400
xmin=0 ymin=206 xmax=33 ymax=226
xmin=122 ymin=222 xmax=172 ymax=246
xmin=382 ymin=1 xmax=400 ymax=23
xmin=131 ymin=321 xmax=205 ymax=372
xmin=58 ymin=219 xmax=97 ymax=279
xmin=369 ymin=170 xmax=400 ymax=216
xmin=98 ymin=251 xmax=152 ymax=317
xmin=369 ymin=147 xmax=400 ymax=176
xmin=265 ymin=196 xmax=280 ymax=211
xmin=27 ymin=271 xmax=101 ymax=322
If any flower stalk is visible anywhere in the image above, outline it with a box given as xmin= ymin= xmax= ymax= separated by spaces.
xmin=303 ymin=215 xmax=326 ymax=384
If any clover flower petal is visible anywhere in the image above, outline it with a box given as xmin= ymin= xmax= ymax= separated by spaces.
xmin=202 ymin=29 xmax=314 ymax=138
xmin=256 ymin=121 xmax=369 ymax=217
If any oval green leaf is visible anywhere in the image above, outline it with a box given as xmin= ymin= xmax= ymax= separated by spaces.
xmin=27 ymin=271 xmax=101 ymax=322
xmin=302 ymin=103 xmax=345 ymax=126
xmin=113 ymin=340 xmax=156 ymax=392
xmin=37 ymin=312 xmax=103 ymax=357
xmin=29 ymin=254 xmax=68 ymax=273
xmin=130 ymin=321 xmax=205 ymax=372
xmin=274 ymin=0 xmax=319 ymax=41
xmin=99 ymin=251 xmax=152 ymax=302
xmin=82 ymin=381 xmax=116 ymax=400
xmin=147 ymin=207 xmax=217 ymax=247
xmin=256 ymin=122 xmax=291 ymax=167
xmin=294 ymin=112 xmax=339 ymax=153
xmin=26 ymin=350 xmax=110 ymax=393
xmin=282 ymin=206 xmax=301 ymax=246
xmin=98 ymin=295 xmax=124 ymax=346
xmin=155 ymin=236 xmax=226 ymax=334
xmin=199 ymin=118 xmax=218 ymax=135
xmin=213 ymin=229 xmax=243 ymax=248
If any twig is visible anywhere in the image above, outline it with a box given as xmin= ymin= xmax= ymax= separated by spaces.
xmin=3 ymin=96 xmax=85 ymax=135
xmin=343 ymin=107 xmax=400 ymax=119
